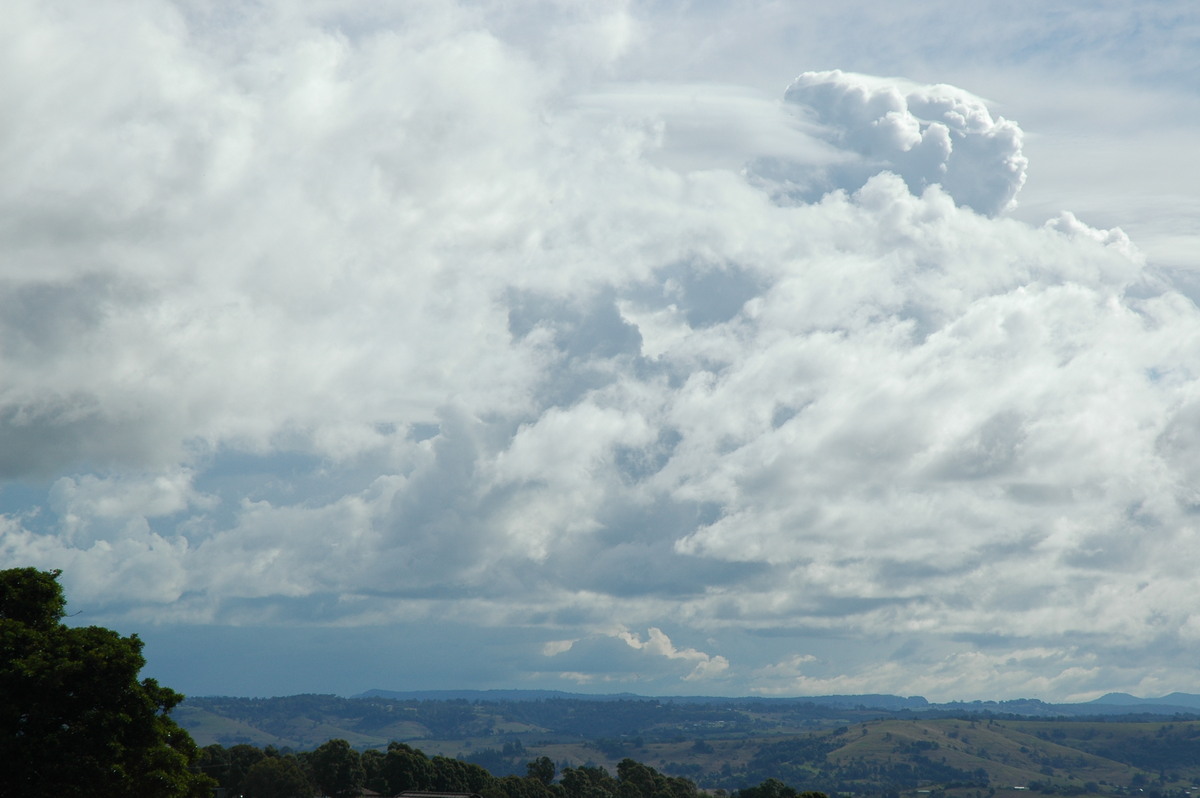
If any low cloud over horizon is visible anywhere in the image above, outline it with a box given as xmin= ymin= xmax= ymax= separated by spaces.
xmin=3 ymin=1 xmax=1200 ymax=702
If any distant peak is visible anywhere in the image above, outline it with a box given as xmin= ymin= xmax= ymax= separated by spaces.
xmin=1089 ymin=692 xmax=1141 ymax=705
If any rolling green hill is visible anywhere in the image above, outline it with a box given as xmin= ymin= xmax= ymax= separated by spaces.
xmin=178 ymin=695 xmax=1200 ymax=796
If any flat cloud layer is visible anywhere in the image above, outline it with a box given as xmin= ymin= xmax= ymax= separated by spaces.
xmin=2 ymin=0 xmax=1200 ymax=701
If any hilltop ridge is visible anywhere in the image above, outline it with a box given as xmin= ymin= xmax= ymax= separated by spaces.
xmin=179 ymin=693 xmax=1200 ymax=798
xmin=352 ymin=688 xmax=1200 ymax=715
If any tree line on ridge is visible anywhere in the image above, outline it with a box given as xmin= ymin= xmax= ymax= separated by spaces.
xmin=197 ymin=739 xmax=828 ymax=798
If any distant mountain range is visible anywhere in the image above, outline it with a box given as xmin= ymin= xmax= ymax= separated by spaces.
xmin=1087 ymin=691 xmax=1200 ymax=709
xmin=354 ymin=688 xmax=1200 ymax=716
xmin=354 ymin=689 xmax=930 ymax=711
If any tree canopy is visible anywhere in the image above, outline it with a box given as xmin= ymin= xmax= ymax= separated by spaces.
xmin=0 ymin=567 xmax=212 ymax=798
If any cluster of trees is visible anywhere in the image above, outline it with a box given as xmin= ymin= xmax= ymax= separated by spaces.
xmin=0 ymin=567 xmax=212 ymax=798
xmin=198 ymin=739 xmax=726 ymax=798
xmin=199 ymin=740 xmax=495 ymax=798
xmin=737 ymin=780 xmax=830 ymax=798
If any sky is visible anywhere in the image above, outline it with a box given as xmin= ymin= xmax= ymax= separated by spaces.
xmin=2 ymin=0 xmax=1200 ymax=703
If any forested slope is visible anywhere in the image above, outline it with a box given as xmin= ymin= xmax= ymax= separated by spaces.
xmin=181 ymin=696 xmax=1200 ymax=797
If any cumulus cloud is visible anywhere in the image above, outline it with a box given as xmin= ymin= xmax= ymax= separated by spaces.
xmin=541 ymin=627 xmax=729 ymax=684
xmin=748 ymin=70 xmax=1027 ymax=215
xmin=616 ymin=627 xmax=730 ymax=681
xmin=2 ymin=0 xmax=1200 ymax=700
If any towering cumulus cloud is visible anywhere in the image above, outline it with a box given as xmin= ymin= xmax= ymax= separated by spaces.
xmin=1 ymin=3 xmax=1198 ymax=700
xmin=752 ymin=70 xmax=1027 ymax=215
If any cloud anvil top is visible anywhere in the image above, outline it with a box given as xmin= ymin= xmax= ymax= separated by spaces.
xmin=2 ymin=0 xmax=1199 ymax=702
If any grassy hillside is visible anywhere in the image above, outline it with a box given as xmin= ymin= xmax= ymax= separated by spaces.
xmin=178 ymin=696 xmax=1200 ymax=796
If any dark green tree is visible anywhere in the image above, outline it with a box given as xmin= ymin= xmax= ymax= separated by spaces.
xmin=384 ymin=742 xmax=437 ymax=793
xmin=0 ymin=566 xmax=66 ymax=627
xmin=617 ymin=758 xmax=657 ymax=798
xmin=736 ymin=781 xmax=826 ymax=798
xmin=198 ymin=743 xmax=268 ymax=794
xmin=0 ymin=567 xmax=212 ymax=798
xmin=308 ymin=738 xmax=365 ymax=798
xmin=431 ymin=754 xmax=495 ymax=793
xmin=242 ymin=755 xmax=315 ymax=798
xmin=615 ymin=758 xmax=697 ymax=798
xmin=560 ymin=765 xmax=618 ymax=798
xmin=527 ymin=756 xmax=556 ymax=786
xmin=493 ymin=773 xmax=557 ymax=798
xmin=362 ymin=748 xmax=388 ymax=793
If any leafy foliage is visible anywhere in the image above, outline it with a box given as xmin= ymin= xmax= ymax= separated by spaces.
xmin=243 ymin=755 xmax=315 ymax=798
xmin=196 ymin=737 xmax=728 ymax=798
xmin=0 ymin=567 xmax=212 ymax=798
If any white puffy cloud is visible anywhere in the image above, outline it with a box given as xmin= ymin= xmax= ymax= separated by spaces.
xmin=616 ymin=627 xmax=730 ymax=681
xmin=2 ymin=0 xmax=1200 ymax=701
xmin=747 ymin=70 xmax=1027 ymax=215
xmin=541 ymin=627 xmax=729 ymax=684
